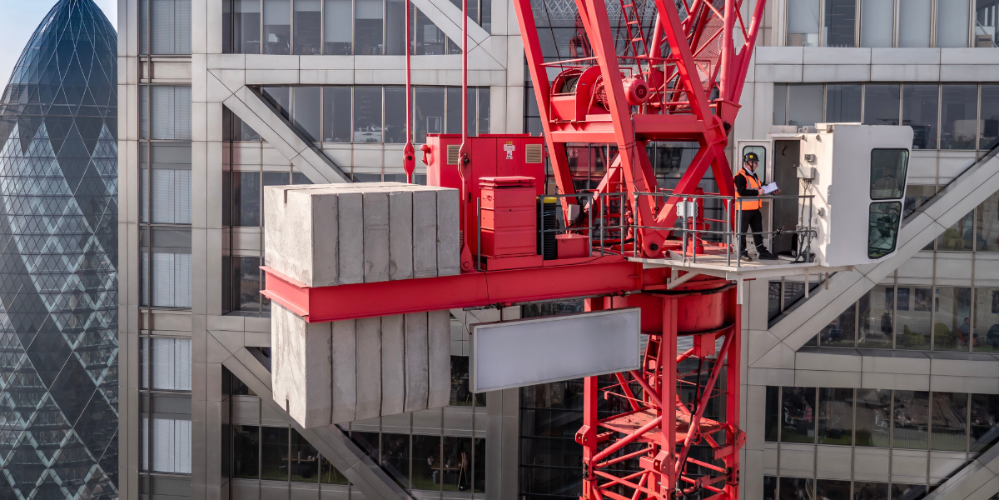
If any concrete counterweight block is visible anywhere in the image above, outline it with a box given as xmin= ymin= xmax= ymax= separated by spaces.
xmin=265 ymin=183 xmax=461 ymax=428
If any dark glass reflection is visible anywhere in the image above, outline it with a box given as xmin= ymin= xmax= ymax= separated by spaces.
xmin=0 ymin=0 xmax=119 ymax=497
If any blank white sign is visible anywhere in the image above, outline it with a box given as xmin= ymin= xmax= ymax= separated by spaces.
xmin=470 ymin=308 xmax=641 ymax=393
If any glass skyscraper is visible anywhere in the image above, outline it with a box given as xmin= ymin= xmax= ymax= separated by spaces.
xmin=0 ymin=0 xmax=118 ymax=498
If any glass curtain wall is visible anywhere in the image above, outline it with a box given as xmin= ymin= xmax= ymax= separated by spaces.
xmin=793 ymin=0 xmax=982 ymax=46
xmin=773 ymin=83 xmax=999 ymax=152
xmin=140 ymin=0 xmax=194 ymax=54
xmin=765 ymin=387 xmax=999 ymax=494
xmin=224 ymin=0 xmax=485 ymax=54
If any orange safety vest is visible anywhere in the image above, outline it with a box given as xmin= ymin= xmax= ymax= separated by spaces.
xmin=735 ymin=168 xmax=762 ymax=211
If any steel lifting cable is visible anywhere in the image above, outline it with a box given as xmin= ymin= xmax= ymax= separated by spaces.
xmin=540 ymin=0 xmax=567 ymax=75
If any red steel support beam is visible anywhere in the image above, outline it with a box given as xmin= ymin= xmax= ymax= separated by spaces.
xmin=261 ymin=257 xmax=643 ymax=323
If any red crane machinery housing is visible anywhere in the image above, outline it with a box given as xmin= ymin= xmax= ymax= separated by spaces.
xmin=263 ymin=0 xmax=769 ymax=498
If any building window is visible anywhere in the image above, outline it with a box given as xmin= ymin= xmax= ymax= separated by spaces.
xmin=140 ymin=0 xmax=193 ymax=55
xmin=786 ymin=0 xmax=820 ymax=46
xmin=225 ymin=0 xmax=474 ymax=54
xmin=141 ymin=143 xmax=192 ymax=224
xmin=976 ymin=0 xmax=999 ymax=46
xmin=860 ymin=0 xmax=894 ymax=46
xmin=865 ymin=84 xmax=901 ymax=126
xmin=941 ymin=85 xmax=979 ymax=150
xmin=939 ymin=0 xmax=972 ymax=47
xmin=141 ymin=393 xmax=193 ymax=474
xmin=826 ymin=84 xmax=862 ymax=122
xmin=902 ymin=85 xmax=939 ymax=150
xmin=900 ymin=0 xmax=933 ymax=47
xmin=141 ymin=86 xmax=192 ymax=140
xmin=896 ymin=286 xmax=931 ymax=350
xmin=258 ymin=85 xmax=490 ymax=146
xmin=141 ymin=227 xmax=192 ymax=308
xmin=787 ymin=85 xmax=823 ymax=128
xmin=824 ymin=0 xmax=857 ymax=46
xmin=141 ymin=337 xmax=193 ymax=391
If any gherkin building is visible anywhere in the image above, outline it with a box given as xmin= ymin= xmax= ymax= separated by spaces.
xmin=0 ymin=0 xmax=118 ymax=499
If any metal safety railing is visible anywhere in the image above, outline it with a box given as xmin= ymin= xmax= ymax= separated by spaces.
xmin=474 ymin=191 xmax=820 ymax=269
xmin=629 ymin=192 xmax=818 ymax=268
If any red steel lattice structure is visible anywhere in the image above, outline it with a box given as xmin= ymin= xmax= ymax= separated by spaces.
xmin=504 ymin=0 xmax=765 ymax=495
xmin=264 ymin=0 xmax=767 ymax=497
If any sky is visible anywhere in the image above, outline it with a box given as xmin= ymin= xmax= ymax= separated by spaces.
xmin=0 ymin=0 xmax=118 ymax=85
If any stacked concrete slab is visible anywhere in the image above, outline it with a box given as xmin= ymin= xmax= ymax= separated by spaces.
xmin=265 ymin=183 xmax=460 ymax=428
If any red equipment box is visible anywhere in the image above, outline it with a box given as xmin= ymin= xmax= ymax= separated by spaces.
xmin=423 ymin=134 xmax=546 ymax=258
xmin=479 ymin=177 xmax=543 ymax=269
xmin=556 ymin=233 xmax=590 ymax=259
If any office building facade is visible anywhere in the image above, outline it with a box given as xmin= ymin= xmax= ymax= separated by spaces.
xmin=115 ymin=0 xmax=999 ymax=499
xmin=0 ymin=0 xmax=119 ymax=498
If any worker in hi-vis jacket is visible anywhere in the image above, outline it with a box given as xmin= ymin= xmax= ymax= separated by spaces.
xmin=734 ymin=151 xmax=778 ymax=262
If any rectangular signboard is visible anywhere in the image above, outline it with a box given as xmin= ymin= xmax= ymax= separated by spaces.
xmin=470 ymin=308 xmax=641 ymax=393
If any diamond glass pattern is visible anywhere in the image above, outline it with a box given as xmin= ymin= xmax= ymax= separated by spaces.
xmin=0 ymin=0 xmax=118 ymax=499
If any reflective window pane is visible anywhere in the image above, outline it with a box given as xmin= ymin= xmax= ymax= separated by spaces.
xmin=415 ymin=8 xmax=447 ymax=54
xmin=976 ymin=0 xmax=999 ymax=47
xmin=826 ymin=84 xmax=862 ymax=122
xmin=386 ymin=0 xmax=407 ymax=55
xmin=263 ymin=86 xmax=291 ymax=119
xmin=773 ymin=84 xmax=788 ymax=125
xmin=854 ymin=482 xmax=889 ymax=500
xmin=941 ymin=85 xmax=979 ymax=149
xmin=937 ymin=209 xmax=974 ymax=251
xmin=870 ymin=149 xmax=908 ymax=199
xmin=896 ymin=286 xmax=931 ymax=350
xmin=935 ymin=287 xmax=973 ymax=351
xmin=232 ymin=425 xmax=259 ymax=479
xmin=450 ymin=356 xmax=473 ymax=406
xmin=150 ymin=337 xmax=192 ymax=391
xmin=385 ymin=86 xmax=407 ymax=143
xmin=290 ymin=429 xmax=319 ymax=482
xmin=820 ymin=303 xmax=856 ymax=347
xmin=981 ymin=85 xmax=999 ymax=149
xmin=415 ymin=87 xmax=445 ymax=143
xmin=970 ymin=393 xmax=999 ymax=451
xmin=904 ymin=184 xmax=937 ymax=219
xmin=765 ymin=386 xmax=780 ymax=442
xmin=778 ymin=478 xmax=814 ymax=500
xmin=323 ymin=87 xmax=352 ymax=143
xmin=855 ymin=389 xmax=891 ymax=447
xmin=858 ymin=285 xmax=894 ymax=348
xmin=324 ymin=0 xmax=352 ymax=54
xmin=780 ymin=387 xmax=816 ymax=443
xmin=261 ymin=426 xmax=289 ymax=480
xmin=817 ymin=479 xmax=851 ymax=500
xmin=355 ymin=0 xmax=384 ymax=54
xmin=787 ymin=0 xmax=820 ymax=46
xmin=861 ymin=0 xmax=894 ymax=47
xmin=902 ymin=84 xmax=938 ymax=150
xmin=931 ymin=392 xmax=969 ymax=451
xmin=382 ymin=433 xmax=410 ymax=488
xmin=446 ymin=87 xmax=462 ymax=134
xmin=354 ymin=87 xmax=383 ymax=143
xmin=233 ymin=171 xmax=261 ymax=226
xmin=787 ymin=84 xmax=823 ymax=128
xmin=143 ymin=86 xmax=193 ymax=140
xmin=140 ymin=227 xmax=193 ymax=308
xmin=231 ymin=256 xmax=265 ymax=312
xmin=864 ymin=85 xmax=900 ymax=126
xmin=442 ymin=436 xmax=472 ymax=491
xmin=144 ymin=0 xmax=193 ymax=55
xmin=233 ymin=0 xmax=261 ymax=53
xmin=141 ymin=143 xmax=192 ymax=224
xmin=765 ymin=477 xmax=778 ymax=500
xmin=818 ymin=388 xmax=853 ymax=445
xmin=263 ymin=0 xmax=291 ymax=55
xmin=975 ymin=288 xmax=999 ymax=352
xmin=293 ymin=86 xmax=321 ymax=142
xmin=478 ymin=87 xmax=490 ymax=134
xmin=891 ymin=484 xmax=927 ymax=500
xmin=824 ymin=0 xmax=856 ymax=47
xmin=868 ymin=202 xmax=901 ymax=259
xmin=473 ymin=438 xmax=486 ymax=492
xmin=938 ymin=0 xmax=971 ymax=47
xmin=893 ymin=390 xmax=929 ymax=449
xmin=899 ymin=0 xmax=933 ymax=47
xmin=294 ymin=0 xmax=321 ymax=55
xmin=412 ymin=434 xmax=440 ymax=490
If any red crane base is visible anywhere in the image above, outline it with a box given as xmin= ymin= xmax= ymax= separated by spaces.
xmin=580 ymin=281 xmax=743 ymax=500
